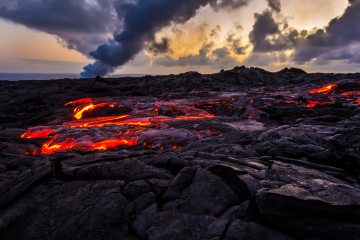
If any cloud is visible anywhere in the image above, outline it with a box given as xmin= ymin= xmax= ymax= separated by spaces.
xmin=249 ymin=9 xmax=299 ymax=52
xmin=0 ymin=0 xmax=118 ymax=53
xmin=0 ymin=0 xmax=251 ymax=77
xmin=81 ymin=0 xmax=251 ymax=77
xmin=2 ymin=0 xmax=358 ymax=74
xmin=267 ymin=0 xmax=281 ymax=12
xmin=227 ymin=33 xmax=248 ymax=55
xmin=293 ymin=0 xmax=360 ymax=63
xmin=146 ymin=37 xmax=172 ymax=55
xmin=210 ymin=0 xmax=249 ymax=10
xmin=244 ymin=51 xmax=287 ymax=67
xmin=154 ymin=43 xmax=240 ymax=68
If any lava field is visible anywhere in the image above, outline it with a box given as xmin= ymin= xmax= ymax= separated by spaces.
xmin=0 ymin=66 xmax=360 ymax=239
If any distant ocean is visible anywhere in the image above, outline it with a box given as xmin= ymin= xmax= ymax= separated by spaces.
xmin=0 ymin=73 xmax=144 ymax=81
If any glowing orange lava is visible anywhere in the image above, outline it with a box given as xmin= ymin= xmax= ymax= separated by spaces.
xmin=307 ymin=100 xmax=332 ymax=108
xmin=309 ymin=84 xmax=337 ymax=94
xmin=73 ymin=102 xmax=114 ymax=120
xmin=65 ymin=98 xmax=93 ymax=106
xmin=41 ymin=135 xmax=76 ymax=154
xmin=40 ymin=134 xmax=139 ymax=154
xmin=92 ymin=138 xmax=138 ymax=150
xmin=66 ymin=115 xmax=132 ymax=128
xmin=20 ymin=128 xmax=55 ymax=139
xmin=20 ymin=97 xmax=219 ymax=155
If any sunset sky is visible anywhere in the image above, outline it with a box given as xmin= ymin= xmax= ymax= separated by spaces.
xmin=0 ymin=0 xmax=358 ymax=76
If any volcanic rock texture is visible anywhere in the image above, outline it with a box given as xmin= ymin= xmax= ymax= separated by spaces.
xmin=0 ymin=66 xmax=360 ymax=239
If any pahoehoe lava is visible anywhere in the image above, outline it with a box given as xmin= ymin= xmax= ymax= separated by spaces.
xmin=0 ymin=66 xmax=360 ymax=240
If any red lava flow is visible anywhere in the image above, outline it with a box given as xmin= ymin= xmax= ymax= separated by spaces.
xmin=21 ymin=97 xmax=218 ymax=155
xmin=21 ymin=84 xmax=359 ymax=155
xmin=282 ymin=83 xmax=360 ymax=108
xmin=308 ymin=83 xmax=337 ymax=94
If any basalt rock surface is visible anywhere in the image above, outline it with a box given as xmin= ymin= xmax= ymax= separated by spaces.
xmin=0 ymin=66 xmax=360 ymax=239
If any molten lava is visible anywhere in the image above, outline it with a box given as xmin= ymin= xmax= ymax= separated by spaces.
xmin=309 ymin=84 xmax=337 ymax=94
xmin=281 ymin=83 xmax=360 ymax=108
xmin=92 ymin=138 xmax=138 ymax=150
xmin=21 ymin=128 xmax=55 ymax=139
xmin=21 ymin=97 xmax=219 ymax=155
xmin=41 ymin=135 xmax=76 ymax=155
xmin=65 ymin=115 xmax=134 ymax=128
xmin=307 ymin=100 xmax=332 ymax=108
xmin=65 ymin=98 xmax=93 ymax=106
xmin=73 ymin=102 xmax=114 ymax=120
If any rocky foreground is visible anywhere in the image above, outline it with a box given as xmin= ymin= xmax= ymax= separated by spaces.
xmin=0 ymin=66 xmax=360 ymax=240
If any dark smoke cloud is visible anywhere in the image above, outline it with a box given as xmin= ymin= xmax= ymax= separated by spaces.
xmin=81 ymin=0 xmax=250 ymax=77
xmin=293 ymin=0 xmax=360 ymax=63
xmin=0 ymin=0 xmax=118 ymax=53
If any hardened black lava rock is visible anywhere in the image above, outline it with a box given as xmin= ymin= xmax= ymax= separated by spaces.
xmin=0 ymin=67 xmax=360 ymax=240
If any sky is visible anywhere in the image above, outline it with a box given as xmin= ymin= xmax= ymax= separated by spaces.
xmin=0 ymin=0 xmax=358 ymax=76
